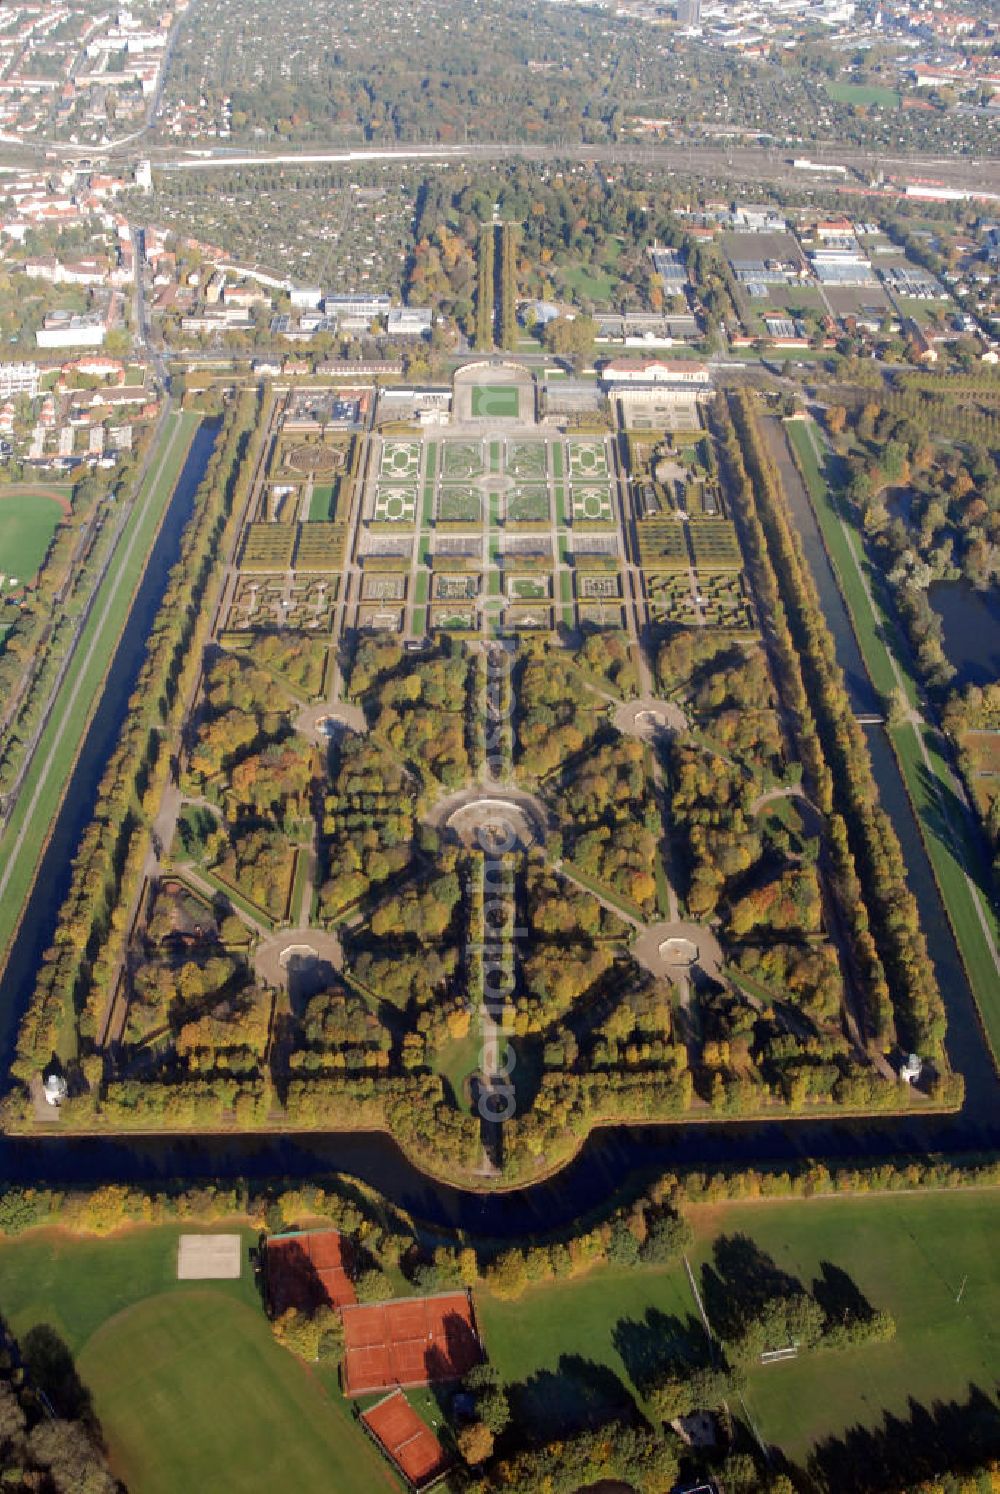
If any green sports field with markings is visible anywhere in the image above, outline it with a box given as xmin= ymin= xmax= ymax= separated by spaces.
xmin=0 ymin=490 xmax=67 ymax=586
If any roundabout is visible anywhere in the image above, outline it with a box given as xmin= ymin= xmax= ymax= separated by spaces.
xmin=632 ymin=919 xmax=723 ymax=983
xmin=614 ymin=697 xmax=688 ymax=740
xmin=254 ymin=929 xmax=344 ymax=1000
xmin=295 ymin=701 xmax=367 ymax=745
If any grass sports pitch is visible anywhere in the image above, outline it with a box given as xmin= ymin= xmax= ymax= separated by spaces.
xmin=0 ymin=490 xmax=68 ymax=585
xmin=0 ymin=1223 xmax=393 ymax=1494
xmin=471 ymin=385 xmax=521 ymax=419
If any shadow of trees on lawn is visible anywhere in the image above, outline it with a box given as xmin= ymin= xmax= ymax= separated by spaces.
xmin=807 ymin=1384 xmax=1000 ymax=1493
xmin=505 ymin=1353 xmax=640 ymax=1444
xmin=611 ymin=1308 xmax=714 ymax=1397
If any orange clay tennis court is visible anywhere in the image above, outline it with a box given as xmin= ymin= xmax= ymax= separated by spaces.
xmin=265 ymin=1229 xmax=357 ymax=1314
xmin=342 ymin=1290 xmax=483 ymax=1396
xmin=361 ymin=1389 xmax=451 ymax=1489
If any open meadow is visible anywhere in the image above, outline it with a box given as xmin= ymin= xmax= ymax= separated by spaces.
xmin=0 ymin=1190 xmax=996 ymax=1489
xmin=480 ymin=1189 xmax=1000 ymax=1470
xmin=0 ymin=1224 xmax=394 ymax=1494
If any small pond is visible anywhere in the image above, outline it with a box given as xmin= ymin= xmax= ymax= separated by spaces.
xmin=930 ymin=580 xmax=1000 ymax=690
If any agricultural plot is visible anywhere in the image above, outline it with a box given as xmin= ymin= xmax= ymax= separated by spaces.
xmin=379 ymin=440 xmax=422 ymax=481
xmin=441 ymin=441 xmax=485 ymax=481
xmin=508 ymin=575 xmax=551 ymax=601
xmin=688 ymin=519 xmax=742 ymax=571
xmin=294 ymin=524 xmax=347 ymax=570
xmin=636 ymin=519 xmax=689 ymax=570
xmin=433 ymin=574 xmax=480 ymax=601
xmin=571 ymin=486 xmax=614 ymax=525
xmin=241 ymin=523 xmax=296 ymax=571
xmin=361 ymin=573 xmax=406 ymax=603
xmin=372 ymin=486 xmax=417 ymax=525
xmin=436 ymin=486 xmax=482 ymax=523
xmin=505 ymin=440 xmax=548 ymax=480
xmin=505 ymin=485 xmax=550 ymax=523
xmin=567 ymin=440 xmax=609 ymax=480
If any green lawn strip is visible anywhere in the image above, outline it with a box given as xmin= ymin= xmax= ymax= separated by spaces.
xmin=422 ymin=483 xmax=435 ymax=527
xmin=559 ymin=570 xmax=573 ymax=606
xmin=560 ymin=860 xmax=646 ymax=922
xmin=0 ymin=492 xmax=65 ymax=582
xmin=488 ymin=570 xmax=502 ymax=599
xmin=307 ymin=484 xmax=334 ymax=521
xmin=552 ymin=443 xmax=564 ymax=481
xmin=412 ymin=607 xmax=426 ymax=635
xmin=184 ymin=865 xmax=276 ymax=932
xmin=786 ymin=419 xmax=910 ymax=704
xmin=0 ymin=412 xmax=201 ymax=967
xmin=489 ymin=441 xmax=501 ymax=475
xmin=653 ymin=851 xmax=671 ymax=920
xmin=414 ymin=571 xmax=429 ymax=607
xmin=892 ymin=723 xmax=1000 ymax=1058
xmin=289 ymin=848 xmax=311 ymax=925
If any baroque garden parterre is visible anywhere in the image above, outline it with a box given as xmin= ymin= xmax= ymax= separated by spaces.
xmin=4 ymin=363 xmax=960 ymax=1185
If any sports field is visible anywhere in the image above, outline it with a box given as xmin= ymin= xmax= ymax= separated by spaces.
xmin=825 ymin=80 xmax=900 ymax=109
xmin=479 ymin=1189 xmax=1000 ymax=1464
xmin=472 ymin=384 xmax=520 ymax=419
xmin=0 ymin=1224 xmax=396 ymax=1494
xmin=0 ymin=489 xmax=68 ymax=584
